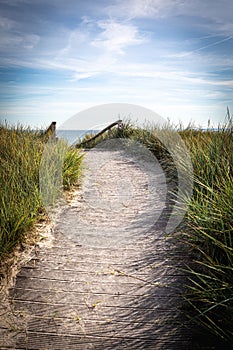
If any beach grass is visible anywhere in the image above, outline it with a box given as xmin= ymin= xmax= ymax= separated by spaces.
xmin=0 ymin=123 xmax=83 ymax=261
xmin=179 ymin=119 xmax=233 ymax=347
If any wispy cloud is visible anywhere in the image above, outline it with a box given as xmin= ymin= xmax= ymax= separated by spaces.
xmin=175 ymin=34 xmax=233 ymax=58
xmin=0 ymin=15 xmax=16 ymax=30
xmin=108 ymin=0 xmax=233 ymax=22
xmin=106 ymin=0 xmax=182 ymax=19
xmin=91 ymin=19 xmax=146 ymax=54
xmin=0 ymin=0 xmax=232 ymax=128
xmin=0 ymin=13 xmax=40 ymax=54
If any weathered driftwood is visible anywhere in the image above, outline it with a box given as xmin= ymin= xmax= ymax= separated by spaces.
xmin=75 ymin=120 xmax=123 ymax=148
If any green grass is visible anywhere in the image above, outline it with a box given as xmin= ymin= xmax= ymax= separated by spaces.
xmin=0 ymin=123 xmax=83 ymax=261
xmin=180 ymin=120 xmax=233 ymax=347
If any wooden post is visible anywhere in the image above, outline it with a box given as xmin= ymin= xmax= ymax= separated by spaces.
xmin=46 ymin=121 xmax=56 ymax=139
xmin=117 ymin=120 xmax=123 ymax=136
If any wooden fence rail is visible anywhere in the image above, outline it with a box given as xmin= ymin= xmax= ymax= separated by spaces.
xmin=75 ymin=120 xmax=123 ymax=148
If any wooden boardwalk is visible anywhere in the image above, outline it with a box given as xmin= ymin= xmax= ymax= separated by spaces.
xmin=0 ymin=139 xmax=191 ymax=349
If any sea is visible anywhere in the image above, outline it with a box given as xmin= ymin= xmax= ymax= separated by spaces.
xmin=56 ymin=130 xmax=98 ymax=146
xmin=56 ymin=127 xmax=223 ymax=146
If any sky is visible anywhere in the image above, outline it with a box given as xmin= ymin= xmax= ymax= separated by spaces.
xmin=0 ymin=0 xmax=233 ymax=129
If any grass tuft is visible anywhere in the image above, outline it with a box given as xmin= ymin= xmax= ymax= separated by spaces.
xmin=180 ymin=119 xmax=233 ymax=347
xmin=0 ymin=123 xmax=83 ymax=261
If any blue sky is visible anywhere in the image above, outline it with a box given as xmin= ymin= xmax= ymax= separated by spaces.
xmin=0 ymin=0 xmax=233 ymax=129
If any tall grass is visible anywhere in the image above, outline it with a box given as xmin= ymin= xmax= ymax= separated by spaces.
xmin=180 ymin=120 xmax=233 ymax=347
xmin=0 ymin=123 xmax=83 ymax=261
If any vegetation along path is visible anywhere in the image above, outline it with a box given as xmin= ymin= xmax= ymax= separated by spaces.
xmin=0 ymin=139 xmax=191 ymax=349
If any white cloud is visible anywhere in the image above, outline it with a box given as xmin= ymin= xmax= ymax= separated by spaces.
xmin=0 ymin=34 xmax=39 ymax=50
xmin=22 ymin=34 xmax=40 ymax=49
xmin=58 ymin=29 xmax=88 ymax=56
xmin=0 ymin=14 xmax=40 ymax=51
xmin=0 ymin=0 xmax=32 ymax=5
xmin=91 ymin=19 xmax=146 ymax=54
xmin=108 ymin=0 xmax=233 ymax=21
xmin=107 ymin=0 xmax=181 ymax=19
xmin=0 ymin=16 xmax=16 ymax=30
xmin=44 ymin=19 xmax=148 ymax=80
xmin=107 ymin=0 xmax=233 ymax=36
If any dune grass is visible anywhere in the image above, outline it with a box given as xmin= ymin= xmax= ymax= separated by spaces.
xmin=179 ymin=120 xmax=233 ymax=347
xmin=0 ymin=123 xmax=83 ymax=261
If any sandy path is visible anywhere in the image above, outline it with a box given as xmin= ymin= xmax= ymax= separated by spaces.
xmin=0 ymin=139 xmax=190 ymax=349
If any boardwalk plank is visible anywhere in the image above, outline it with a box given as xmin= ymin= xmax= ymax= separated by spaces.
xmin=1 ymin=144 xmax=191 ymax=349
